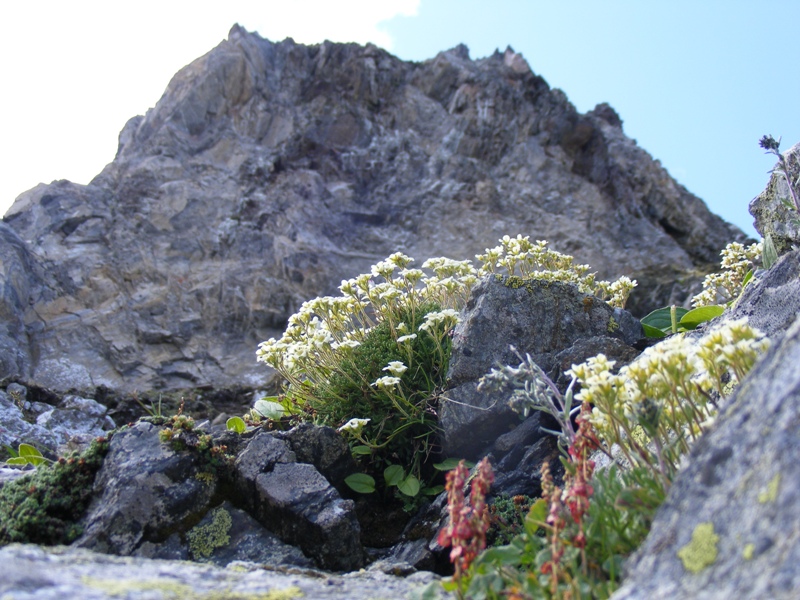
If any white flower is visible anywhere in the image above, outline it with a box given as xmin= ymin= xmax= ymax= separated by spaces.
xmin=397 ymin=333 xmax=417 ymax=343
xmin=338 ymin=418 xmax=371 ymax=434
xmin=383 ymin=361 xmax=408 ymax=375
xmin=372 ymin=376 xmax=402 ymax=388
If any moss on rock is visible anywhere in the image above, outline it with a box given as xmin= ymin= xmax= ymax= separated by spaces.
xmin=0 ymin=435 xmax=111 ymax=546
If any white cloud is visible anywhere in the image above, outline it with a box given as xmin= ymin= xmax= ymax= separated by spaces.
xmin=0 ymin=0 xmax=419 ymax=215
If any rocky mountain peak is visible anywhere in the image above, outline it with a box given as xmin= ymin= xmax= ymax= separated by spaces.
xmin=1 ymin=26 xmax=747 ymax=394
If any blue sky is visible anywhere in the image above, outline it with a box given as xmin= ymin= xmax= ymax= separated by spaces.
xmin=3 ymin=0 xmax=799 ymax=239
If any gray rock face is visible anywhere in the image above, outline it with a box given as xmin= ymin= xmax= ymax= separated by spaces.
xmin=277 ymin=422 xmax=357 ymax=490
xmin=0 ymin=544 xmax=448 ymax=600
xmin=440 ymin=276 xmax=642 ymax=458
xmin=726 ymin=248 xmax=800 ymax=341
xmin=75 ymin=421 xmax=218 ymax=555
xmin=1 ymin=25 xmax=746 ymax=394
xmin=0 ymin=384 xmax=115 ymax=458
xmin=749 ymin=141 xmax=800 ymax=254
xmin=612 ymin=306 xmax=800 ymax=600
xmin=234 ymin=429 xmax=365 ymax=572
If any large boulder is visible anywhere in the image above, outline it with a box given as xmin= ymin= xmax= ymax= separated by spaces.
xmin=440 ymin=276 xmax=642 ymax=459
xmin=1 ymin=25 xmax=746 ymax=394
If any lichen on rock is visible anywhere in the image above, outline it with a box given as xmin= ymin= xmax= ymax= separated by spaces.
xmin=677 ymin=522 xmax=720 ymax=574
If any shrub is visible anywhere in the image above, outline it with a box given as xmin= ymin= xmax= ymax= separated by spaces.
xmin=256 ymin=237 xmax=637 ymax=498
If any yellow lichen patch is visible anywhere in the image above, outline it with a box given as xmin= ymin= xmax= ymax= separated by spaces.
xmin=758 ymin=473 xmax=781 ymax=504
xmin=82 ymin=577 xmax=303 ymax=599
xmin=607 ymin=316 xmax=619 ymax=333
xmin=187 ymin=506 xmax=232 ymax=559
xmin=195 ymin=472 xmax=216 ymax=486
xmin=677 ymin=522 xmax=719 ymax=573
xmin=81 ymin=577 xmax=197 ymax=598
xmin=742 ymin=543 xmax=755 ymax=560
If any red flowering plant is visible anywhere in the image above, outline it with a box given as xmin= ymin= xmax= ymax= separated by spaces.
xmin=437 ymin=458 xmax=495 ymax=590
xmin=537 ymin=403 xmax=600 ymax=595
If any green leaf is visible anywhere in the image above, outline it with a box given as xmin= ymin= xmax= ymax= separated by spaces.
xmin=477 ymin=543 xmax=524 ymax=565
xmin=422 ymin=485 xmax=445 ymax=496
xmin=18 ymin=444 xmax=46 ymax=466
xmin=397 ymin=474 xmax=421 ymax=497
xmin=641 ymin=306 xmax=688 ymax=333
xmin=384 ymin=464 xmax=405 ymax=486
xmin=763 ymin=233 xmax=778 ymax=269
xmin=253 ymin=399 xmax=285 ymax=420
xmin=226 ymin=416 xmax=246 ymax=434
xmin=642 ymin=323 xmax=666 ymax=339
xmin=679 ymin=305 xmax=724 ymax=330
xmin=344 ymin=473 xmax=376 ymax=494
xmin=6 ymin=457 xmax=28 ymax=466
xmin=433 ymin=458 xmax=474 ymax=471
xmin=440 ymin=579 xmax=459 ymax=592
xmin=351 ymin=445 xmax=373 ymax=455
xmin=3 ymin=444 xmax=19 ymax=458
xmin=741 ymin=269 xmax=754 ymax=290
xmin=525 ymin=498 xmax=548 ymax=535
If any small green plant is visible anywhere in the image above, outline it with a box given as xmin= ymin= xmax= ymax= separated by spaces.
xmin=486 ymin=494 xmax=536 ymax=547
xmin=4 ymin=443 xmax=52 ymax=467
xmin=159 ymin=405 xmax=232 ymax=471
xmin=640 ymin=304 xmax=725 ymax=338
xmin=225 ymin=416 xmax=247 ymax=434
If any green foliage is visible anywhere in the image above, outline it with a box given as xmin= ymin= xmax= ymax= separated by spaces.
xmin=226 ymin=416 xmax=246 ymax=434
xmin=487 ymin=494 xmax=536 ymax=547
xmin=762 ymin=233 xmax=778 ymax=269
xmin=0 ymin=436 xmax=111 ymax=546
xmin=454 ymin=464 xmax=663 ymax=599
xmin=159 ymin=411 xmax=232 ymax=472
xmin=641 ymin=305 xmax=724 ymax=338
xmin=4 ymin=443 xmax=51 ymax=467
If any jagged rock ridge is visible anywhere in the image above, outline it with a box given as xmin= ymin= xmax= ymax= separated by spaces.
xmin=1 ymin=24 xmax=746 ymax=393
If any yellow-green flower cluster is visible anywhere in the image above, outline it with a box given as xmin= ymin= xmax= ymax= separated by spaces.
xmin=476 ymin=235 xmax=636 ymax=308
xmin=568 ymin=318 xmax=770 ymax=479
xmin=692 ymin=241 xmax=762 ymax=307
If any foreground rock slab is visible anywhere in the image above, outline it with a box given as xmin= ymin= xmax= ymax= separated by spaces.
xmin=0 ymin=544 xmax=447 ymax=600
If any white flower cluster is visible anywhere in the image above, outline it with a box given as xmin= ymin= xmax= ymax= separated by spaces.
xmin=257 ymin=237 xmax=638 ymax=411
xmin=692 ymin=241 xmax=762 ymax=307
xmin=475 ymin=235 xmax=636 ymax=308
xmin=568 ymin=318 xmax=770 ymax=458
xmin=256 ymin=251 xmax=473 ymax=387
